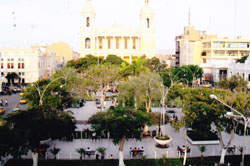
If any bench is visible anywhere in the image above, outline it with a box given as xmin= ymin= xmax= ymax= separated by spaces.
xmin=177 ymin=146 xmax=191 ymax=155
xmin=130 ymin=149 xmax=144 ymax=157
xmin=85 ymin=150 xmax=95 ymax=157
xmin=227 ymin=146 xmax=236 ymax=154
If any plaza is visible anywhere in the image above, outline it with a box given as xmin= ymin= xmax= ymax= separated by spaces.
xmin=19 ymin=100 xmax=250 ymax=160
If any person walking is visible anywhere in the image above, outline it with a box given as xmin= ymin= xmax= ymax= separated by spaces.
xmin=5 ymin=99 xmax=8 ymax=107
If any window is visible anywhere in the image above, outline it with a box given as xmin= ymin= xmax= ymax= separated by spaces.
xmin=86 ymin=17 xmax=90 ymax=27
xmin=99 ymin=38 xmax=102 ymax=49
xmin=7 ymin=63 xmax=10 ymax=69
xmin=18 ymin=63 xmax=21 ymax=69
xmin=22 ymin=63 xmax=24 ymax=69
xmin=1 ymin=72 xmax=4 ymax=76
xmin=11 ymin=63 xmax=14 ymax=69
xmin=124 ymin=38 xmax=128 ymax=49
xmin=11 ymin=58 xmax=14 ymax=61
xmin=1 ymin=58 xmax=3 ymax=61
xmin=133 ymin=38 xmax=136 ymax=49
xmin=203 ymin=58 xmax=206 ymax=63
xmin=85 ymin=38 xmax=91 ymax=49
xmin=108 ymin=38 xmax=111 ymax=49
xmin=1 ymin=63 xmax=3 ymax=69
xmin=147 ymin=18 xmax=150 ymax=28
xmin=116 ymin=38 xmax=119 ymax=49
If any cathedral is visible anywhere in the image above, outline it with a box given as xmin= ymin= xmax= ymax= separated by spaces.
xmin=80 ymin=0 xmax=156 ymax=63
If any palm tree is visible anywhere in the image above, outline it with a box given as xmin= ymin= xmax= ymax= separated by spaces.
xmin=5 ymin=72 xmax=20 ymax=86
xmin=97 ymin=147 xmax=106 ymax=159
xmin=49 ymin=146 xmax=60 ymax=160
xmin=76 ymin=148 xmax=85 ymax=160
xmin=199 ymin=145 xmax=206 ymax=161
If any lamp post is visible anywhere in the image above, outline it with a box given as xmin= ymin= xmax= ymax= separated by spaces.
xmin=210 ymin=94 xmax=250 ymax=166
xmin=32 ymin=70 xmax=69 ymax=106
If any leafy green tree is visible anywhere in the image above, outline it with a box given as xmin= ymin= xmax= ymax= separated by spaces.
xmin=119 ymin=57 xmax=149 ymax=78
xmin=172 ymin=65 xmax=203 ymax=86
xmin=4 ymin=108 xmax=75 ymax=166
xmin=218 ymin=75 xmax=248 ymax=92
xmin=118 ymin=72 xmax=161 ymax=113
xmin=105 ymin=54 xmax=125 ymax=65
xmin=67 ymin=55 xmax=104 ymax=72
xmin=88 ymin=106 xmax=150 ymax=166
xmin=182 ymin=88 xmax=239 ymax=164
xmin=83 ymin=64 xmax=120 ymax=111
xmin=23 ymin=68 xmax=78 ymax=111
xmin=145 ymin=57 xmax=167 ymax=72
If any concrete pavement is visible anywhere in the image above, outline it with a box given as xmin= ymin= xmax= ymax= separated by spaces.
xmin=22 ymin=101 xmax=250 ymax=160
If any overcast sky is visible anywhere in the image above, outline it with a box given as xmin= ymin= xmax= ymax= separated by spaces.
xmin=0 ymin=0 xmax=249 ymax=53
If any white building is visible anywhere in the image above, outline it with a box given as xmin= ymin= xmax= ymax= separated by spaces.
xmin=0 ymin=47 xmax=56 ymax=84
xmin=80 ymin=0 xmax=156 ymax=63
xmin=228 ymin=56 xmax=250 ymax=87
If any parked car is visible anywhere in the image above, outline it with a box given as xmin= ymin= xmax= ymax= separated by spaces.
xmin=0 ymin=107 xmax=5 ymax=114
xmin=20 ymin=99 xmax=27 ymax=104
xmin=12 ymin=107 xmax=20 ymax=112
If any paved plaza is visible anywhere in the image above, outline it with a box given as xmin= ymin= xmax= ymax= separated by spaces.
xmin=22 ymin=101 xmax=250 ymax=160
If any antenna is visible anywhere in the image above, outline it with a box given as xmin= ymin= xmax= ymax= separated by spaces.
xmin=188 ymin=8 xmax=191 ymax=26
xmin=234 ymin=0 xmax=237 ymax=38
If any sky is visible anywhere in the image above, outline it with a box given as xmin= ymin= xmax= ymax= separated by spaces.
xmin=0 ymin=0 xmax=249 ymax=54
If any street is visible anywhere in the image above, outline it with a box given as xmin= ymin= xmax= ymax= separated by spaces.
xmin=0 ymin=93 xmax=27 ymax=116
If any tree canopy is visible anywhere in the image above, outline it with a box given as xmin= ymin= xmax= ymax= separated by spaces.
xmin=218 ymin=75 xmax=248 ymax=92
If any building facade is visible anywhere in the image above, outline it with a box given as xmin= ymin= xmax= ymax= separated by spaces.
xmin=228 ymin=56 xmax=250 ymax=86
xmin=176 ymin=26 xmax=250 ymax=82
xmin=0 ymin=47 xmax=56 ymax=84
xmin=80 ymin=0 xmax=156 ymax=63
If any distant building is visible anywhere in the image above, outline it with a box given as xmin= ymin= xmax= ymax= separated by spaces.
xmin=0 ymin=47 xmax=56 ymax=84
xmin=176 ymin=26 xmax=250 ymax=82
xmin=32 ymin=41 xmax=73 ymax=66
xmin=228 ymin=56 xmax=250 ymax=86
xmin=80 ymin=0 xmax=156 ymax=63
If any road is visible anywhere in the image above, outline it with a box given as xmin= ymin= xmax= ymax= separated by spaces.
xmin=0 ymin=93 xmax=27 ymax=116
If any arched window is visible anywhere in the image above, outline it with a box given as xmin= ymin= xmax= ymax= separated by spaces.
xmin=147 ymin=18 xmax=150 ymax=28
xmin=85 ymin=38 xmax=91 ymax=49
xmin=86 ymin=17 xmax=90 ymax=27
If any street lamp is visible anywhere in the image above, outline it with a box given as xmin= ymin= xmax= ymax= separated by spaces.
xmin=210 ymin=94 xmax=250 ymax=166
xmin=31 ymin=70 xmax=69 ymax=106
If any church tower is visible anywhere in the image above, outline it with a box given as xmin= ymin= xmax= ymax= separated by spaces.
xmin=80 ymin=0 xmax=96 ymax=56
xmin=140 ymin=0 xmax=155 ymax=58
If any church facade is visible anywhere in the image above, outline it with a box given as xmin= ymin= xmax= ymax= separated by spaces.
xmin=80 ymin=0 xmax=156 ymax=63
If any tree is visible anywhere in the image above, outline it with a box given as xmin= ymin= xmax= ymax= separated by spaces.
xmin=23 ymin=68 xmax=78 ymax=111
xmin=119 ymin=57 xmax=149 ymax=78
xmin=88 ymin=106 xmax=150 ymax=166
xmin=66 ymin=55 xmax=104 ymax=72
xmin=145 ymin=57 xmax=167 ymax=72
xmin=105 ymin=54 xmax=125 ymax=65
xmin=83 ymin=64 xmax=120 ymax=111
xmin=218 ymin=75 xmax=248 ymax=92
xmin=5 ymin=72 xmax=20 ymax=86
xmin=172 ymin=65 xmax=203 ymax=86
xmin=236 ymin=55 xmax=249 ymax=63
xmin=118 ymin=72 xmax=161 ymax=113
xmin=4 ymin=108 xmax=75 ymax=166
xmin=199 ymin=145 xmax=206 ymax=161
xmin=76 ymin=148 xmax=85 ymax=160
xmin=49 ymin=146 xmax=60 ymax=160
xmin=182 ymin=88 xmax=239 ymax=165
